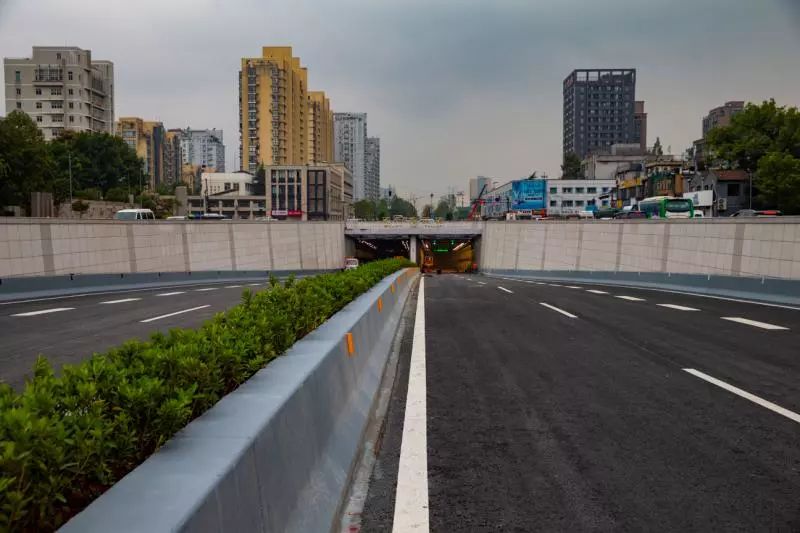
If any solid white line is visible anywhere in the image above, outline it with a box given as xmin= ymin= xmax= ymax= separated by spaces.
xmin=482 ymin=274 xmax=800 ymax=312
xmin=140 ymin=305 xmax=211 ymax=323
xmin=195 ymin=287 xmax=219 ymax=292
xmin=586 ymin=289 xmax=608 ymax=295
xmin=539 ymin=302 xmax=578 ymax=318
xmin=565 ymin=286 xmax=582 ymax=289
xmin=225 ymin=285 xmax=243 ymax=289
xmin=156 ymin=291 xmax=185 ymax=297
xmin=99 ymin=298 xmax=141 ymax=304
xmin=684 ymin=368 xmax=800 ymax=424
xmin=11 ymin=307 xmax=75 ymax=317
xmin=393 ymin=277 xmax=429 ymax=531
xmin=477 ymin=281 xmax=487 ymax=285
xmin=534 ymin=282 xmax=546 ymax=285
xmin=248 ymin=283 xmax=262 ymax=286
xmin=498 ymin=286 xmax=514 ymax=294
xmin=657 ymin=303 xmax=700 ymax=311
xmin=720 ymin=317 xmax=788 ymax=331
xmin=615 ymin=295 xmax=646 ymax=302
xmin=548 ymin=283 xmax=564 ymax=287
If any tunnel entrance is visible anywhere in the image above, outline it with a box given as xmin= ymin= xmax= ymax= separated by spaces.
xmin=419 ymin=238 xmax=475 ymax=273
xmin=353 ymin=238 xmax=410 ymax=263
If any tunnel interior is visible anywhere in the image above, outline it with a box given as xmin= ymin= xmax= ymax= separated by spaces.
xmin=352 ymin=237 xmax=477 ymax=273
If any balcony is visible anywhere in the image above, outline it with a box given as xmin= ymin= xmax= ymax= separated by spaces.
xmin=34 ymin=67 xmax=63 ymax=84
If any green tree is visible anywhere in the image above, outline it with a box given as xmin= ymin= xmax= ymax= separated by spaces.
xmin=105 ymin=187 xmax=131 ymax=203
xmin=433 ymin=199 xmax=451 ymax=220
xmin=376 ymin=198 xmax=390 ymax=219
xmin=651 ymin=137 xmax=664 ymax=156
xmin=0 ymin=111 xmax=52 ymax=210
xmin=388 ymin=197 xmax=417 ymax=218
xmin=421 ymin=204 xmax=433 ymax=218
xmin=756 ymin=152 xmax=800 ymax=214
xmin=561 ymin=152 xmax=583 ymax=178
xmin=71 ymin=199 xmax=90 ymax=218
xmin=353 ymin=199 xmax=376 ymax=219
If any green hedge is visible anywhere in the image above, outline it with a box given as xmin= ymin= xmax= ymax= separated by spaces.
xmin=0 ymin=258 xmax=413 ymax=531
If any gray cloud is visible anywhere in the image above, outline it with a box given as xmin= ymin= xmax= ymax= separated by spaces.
xmin=2 ymin=0 xmax=799 ymax=200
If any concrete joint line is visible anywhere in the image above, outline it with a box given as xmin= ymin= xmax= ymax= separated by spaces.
xmin=126 ymin=225 xmax=138 ymax=273
xmin=40 ymin=224 xmax=55 ymax=275
xmin=180 ymin=224 xmax=191 ymax=272
xmin=228 ymin=224 xmax=237 ymax=271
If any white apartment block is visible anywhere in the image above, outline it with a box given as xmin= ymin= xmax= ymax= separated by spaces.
xmin=547 ymin=179 xmax=615 ymax=215
xmin=334 ymin=112 xmax=368 ymax=200
xmin=174 ymin=128 xmax=225 ymax=172
xmin=365 ymin=137 xmax=380 ymax=201
xmin=4 ymin=46 xmax=114 ymax=140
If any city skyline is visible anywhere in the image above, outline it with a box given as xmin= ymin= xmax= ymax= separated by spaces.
xmin=1 ymin=0 xmax=799 ymax=200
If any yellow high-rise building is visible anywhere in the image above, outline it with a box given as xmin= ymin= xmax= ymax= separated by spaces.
xmin=239 ymin=46 xmax=311 ymax=172
xmin=307 ymin=91 xmax=334 ymax=164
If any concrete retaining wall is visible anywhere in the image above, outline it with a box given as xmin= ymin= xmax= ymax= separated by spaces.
xmin=481 ymin=219 xmax=800 ymax=280
xmin=60 ymin=268 xmax=417 ymax=533
xmin=0 ymin=219 xmax=345 ymax=278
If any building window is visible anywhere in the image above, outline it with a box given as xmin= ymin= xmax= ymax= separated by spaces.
xmin=562 ymin=187 xmax=573 ymax=193
xmin=15 ymin=88 xmax=21 ymax=96
xmin=549 ymin=200 xmax=557 ymax=207
xmin=68 ymin=88 xmax=73 ymax=95
xmin=727 ymin=183 xmax=741 ymax=196
xmin=602 ymin=187 xmax=609 ymax=193
xmin=576 ymin=200 xmax=584 ymax=206
xmin=562 ymin=200 xmax=574 ymax=207
xmin=51 ymin=87 xmax=62 ymax=96
xmin=69 ymin=102 xmax=73 ymax=109
xmin=35 ymin=88 xmax=42 ymax=95
xmin=602 ymin=200 xmax=609 ymax=206
xmin=36 ymin=102 xmax=42 ymax=109
xmin=52 ymin=114 xmax=64 ymax=123
xmin=51 ymin=101 xmax=63 ymax=109
xmin=575 ymin=187 xmax=585 ymax=194
xmin=14 ymin=70 xmax=21 ymax=82
xmin=68 ymin=71 xmax=73 ymax=81
xmin=587 ymin=187 xmax=597 ymax=193
xmin=69 ymin=115 xmax=74 ymax=123
xmin=36 ymin=116 xmax=42 ymax=123
xmin=16 ymin=102 xmax=22 ymax=109
xmin=56 ymin=52 xmax=61 ymax=60
xmin=549 ymin=187 xmax=557 ymax=194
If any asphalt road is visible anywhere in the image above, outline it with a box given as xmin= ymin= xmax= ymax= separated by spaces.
xmin=0 ymin=279 xmax=279 ymax=389
xmin=359 ymin=273 xmax=800 ymax=531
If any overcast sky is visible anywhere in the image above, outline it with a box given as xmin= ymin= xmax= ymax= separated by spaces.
xmin=2 ymin=0 xmax=799 ymax=201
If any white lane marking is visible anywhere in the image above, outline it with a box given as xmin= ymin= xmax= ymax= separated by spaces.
xmin=483 ymin=274 xmax=800 ymax=312
xmin=477 ymin=281 xmax=487 ymax=285
xmin=534 ymin=282 xmax=546 ymax=285
xmin=11 ymin=307 xmax=75 ymax=317
xmin=720 ymin=317 xmax=788 ymax=331
xmin=195 ymin=287 xmax=219 ymax=292
xmin=548 ymin=283 xmax=564 ymax=287
xmin=684 ymin=368 xmax=800 ymax=424
xmin=587 ymin=289 xmax=608 ymax=295
xmin=248 ymin=283 xmax=262 ymax=286
xmin=498 ymin=286 xmax=514 ymax=294
xmin=539 ymin=302 xmax=578 ymax=318
xmin=657 ymin=303 xmax=699 ymax=311
xmin=99 ymin=298 xmax=141 ymax=304
xmin=615 ymin=295 xmax=646 ymax=302
xmin=156 ymin=291 xmax=185 ymax=297
xmin=393 ymin=277 xmax=429 ymax=531
xmin=140 ymin=305 xmax=211 ymax=323
xmin=225 ymin=285 xmax=243 ymax=289
xmin=565 ymin=286 xmax=582 ymax=289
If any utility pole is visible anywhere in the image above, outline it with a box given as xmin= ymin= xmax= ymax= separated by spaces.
xmin=68 ymin=151 xmax=73 ymax=204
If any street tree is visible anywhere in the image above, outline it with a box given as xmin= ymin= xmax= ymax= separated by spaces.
xmin=0 ymin=111 xmax=52 ymax=210
xmin=561 ymin=152 xmax=583 ymax=178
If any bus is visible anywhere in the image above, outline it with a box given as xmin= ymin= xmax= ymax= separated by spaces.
xmin=638 ymin=196 xmax=694 ymax=219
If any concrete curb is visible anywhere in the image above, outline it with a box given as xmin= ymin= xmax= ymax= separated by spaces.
xmin=484 ymin=269 xmax=800 ymax=306
xmin=0 ymin=269 xmax=334 ymax=302
xmin=59 ymin=267 xmax=418 ymax=533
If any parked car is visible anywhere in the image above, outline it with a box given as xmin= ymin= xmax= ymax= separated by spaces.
xmin=344 ymin=257 xmax=359 ymax=270
xmin=114 ymin=208 xmax=155 ymax=221
xmin=614 ymin=210 xmax=646 ymax=219
xmin=730 ymin=209 xmax=782 ymax=217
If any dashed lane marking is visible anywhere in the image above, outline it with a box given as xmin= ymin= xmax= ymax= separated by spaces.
xmin=586 ymin=289 xmax=608 ymax=295
xmin=565 ymin=286 xmax=582 ymax=289
xmin=99 ymin=298 xmax=142 ymax=304
xmin=684 ymin=368 xmax=800 ymax=424
xmin=225 ymin=285 xmax=243 ymax=289
xmin=140 ymin=305 xmax=211 ymax=323
xmin=156 ymin=291 xmax=185 ymax=297
xmin=615 ymin=295 xmax=646 ymax=302
xmin=498 ymin=286 xmax=514 ymax=294
xmin=195 ymin=287 xmax=219 ymax=292
xmin=720 ymin=317 xmax=789 ymax=331
xmin=539 ymin=302 xmax=578 ymax=318
xmin=11 ymin=307 xmax=75 ymax=317
xmin=657 ymin=303 xmax=700 ymax=311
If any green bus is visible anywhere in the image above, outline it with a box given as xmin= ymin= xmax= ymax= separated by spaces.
xmin=638 ymin=196 xmax=694 ymax=219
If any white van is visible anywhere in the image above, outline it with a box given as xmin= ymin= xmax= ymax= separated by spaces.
xmin=114 ymin=208 xmax=156 ymax=221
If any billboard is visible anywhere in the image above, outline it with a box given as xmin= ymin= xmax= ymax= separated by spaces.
xmin=510 ymin=180 xmax=546 ymax=211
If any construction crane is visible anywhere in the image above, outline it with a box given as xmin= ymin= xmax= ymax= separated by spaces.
xmin=468 ymin=183 xmax=488 ymax=220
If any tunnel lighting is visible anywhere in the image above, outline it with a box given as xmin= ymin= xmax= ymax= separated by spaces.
xmin=358 ymin=239 xmax=377 ymax=250
xmin=452 ymin=242 xmax=467 ymax=252
xmin=422 ymin=240 xmax=430 ymax=250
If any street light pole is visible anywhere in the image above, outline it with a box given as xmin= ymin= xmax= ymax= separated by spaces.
xmin=68 ymin=151 xmax=73 ymax=204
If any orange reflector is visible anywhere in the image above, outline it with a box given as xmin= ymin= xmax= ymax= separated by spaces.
xmin=377 ymin=297 xmax=383 ymax=312
xmin=391 ymin=283 xmax=396 ymax=293
xmin=345 ymin=332 xmax=355 ymax=356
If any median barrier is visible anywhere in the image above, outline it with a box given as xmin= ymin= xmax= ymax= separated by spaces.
xmin=485 ymin=269 xmax=800 ymax=306
xmin=59 ymin=267 xmax=417 ymax=533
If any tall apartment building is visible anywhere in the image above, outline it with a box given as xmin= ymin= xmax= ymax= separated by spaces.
xmin=633 ymin=100 xmax=647 ymax=153
xmin=4 ymin=46 xmax=114 ymax=140
xmin=563 ymin=69 xmax=637 ymax=159
xmin=163 ymin=131 xmax=183 ymax=186
xmin=365 ymin=137 xmax=380 ymax=201
xmin=334 ymin=112 xmax=368 ymax=200
xmin=307 ymin=91 xmax=334 ymax=163
xmin=239 ymin=47 xmax=309 ymax=172
xmin=172 ymin=128 xmax=225 ymax=172
xmin=115 ymin=117 xmax=171 ymax=189
xmin=702 ymin=101 xmax=744 ymax=138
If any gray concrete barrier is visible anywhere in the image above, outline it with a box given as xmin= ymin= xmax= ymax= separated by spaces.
xmin=0 ymin=269 xmax=335 ymax=302
xmin=60 ymin=268 xmax=417 ymax=533
xmin=485 ymin=269 xmax=800 ymax=306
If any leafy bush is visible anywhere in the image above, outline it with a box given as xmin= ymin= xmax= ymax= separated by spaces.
xmin=0 ymin=259 xmax=412 ymax=531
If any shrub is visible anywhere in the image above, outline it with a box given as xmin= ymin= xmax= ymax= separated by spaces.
xmin=0 ymin=258 xmax=412 ymax=531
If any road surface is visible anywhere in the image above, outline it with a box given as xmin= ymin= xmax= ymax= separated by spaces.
xmin=359 ymin=273 xmax=800 ymax=531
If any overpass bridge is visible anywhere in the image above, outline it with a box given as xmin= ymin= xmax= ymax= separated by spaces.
xmin=344 ymin=220 xmax=483 ymax=239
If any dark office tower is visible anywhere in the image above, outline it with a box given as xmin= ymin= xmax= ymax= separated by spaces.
xmin=563 ymin=69 xmax=637 ymax=159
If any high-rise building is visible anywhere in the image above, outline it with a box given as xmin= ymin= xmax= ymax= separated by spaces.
xmin=365 ymin=137 xmax=380 ymax=201
xmin=633 ymin=100 xmax=647 ymax=153
xmin=334 ymin=112 xmax=368 ymax=200
xmin=115 ymin=117 xmax=167 ymax=189
xmin=239 ymin=46 xmax=309 ymax=172
xmin=4 ymin=46 xmax=114 ymax=140
xmin=702 ymin=101 xmax=744 ymax=138
xmin=307 ymin=91 xmax=333 ymax=163
xmin=563 ymin=69 xmax=637 ymax=159
xmin=172 ymin=128 xmax=225 ymax=172
xmin=163 ymin=131 xmax=183 ymax=185
xmin=469 ymin=176 xmax=493 ymax=201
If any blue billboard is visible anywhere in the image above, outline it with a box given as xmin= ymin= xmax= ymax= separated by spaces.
xmin=511 ymin=180 xmax=547 ymax=211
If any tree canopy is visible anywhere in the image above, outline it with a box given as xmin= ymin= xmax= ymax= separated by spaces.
xmin=0 ymin=111 xmax=52 ymax=209
xmin=707 ymin=99 xmax=800 ymax=214
xmin=561 ymin=152 xmax=583 ymax=178
xmin=353 ymin=196 xmax=417 ymax=220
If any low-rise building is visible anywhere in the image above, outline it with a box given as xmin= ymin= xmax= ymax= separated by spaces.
xmin=547 ymin=179 xmax=614 ymax=216
xmin=583 ymin=143 xmax=648 ymax=181
xmin=481 ymin=178 xmax=613 ymax=218
xmin=684 ymin=168 xmax=749 ymax=216
xmin=200 ymin=171 xmax=255 ymax=196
